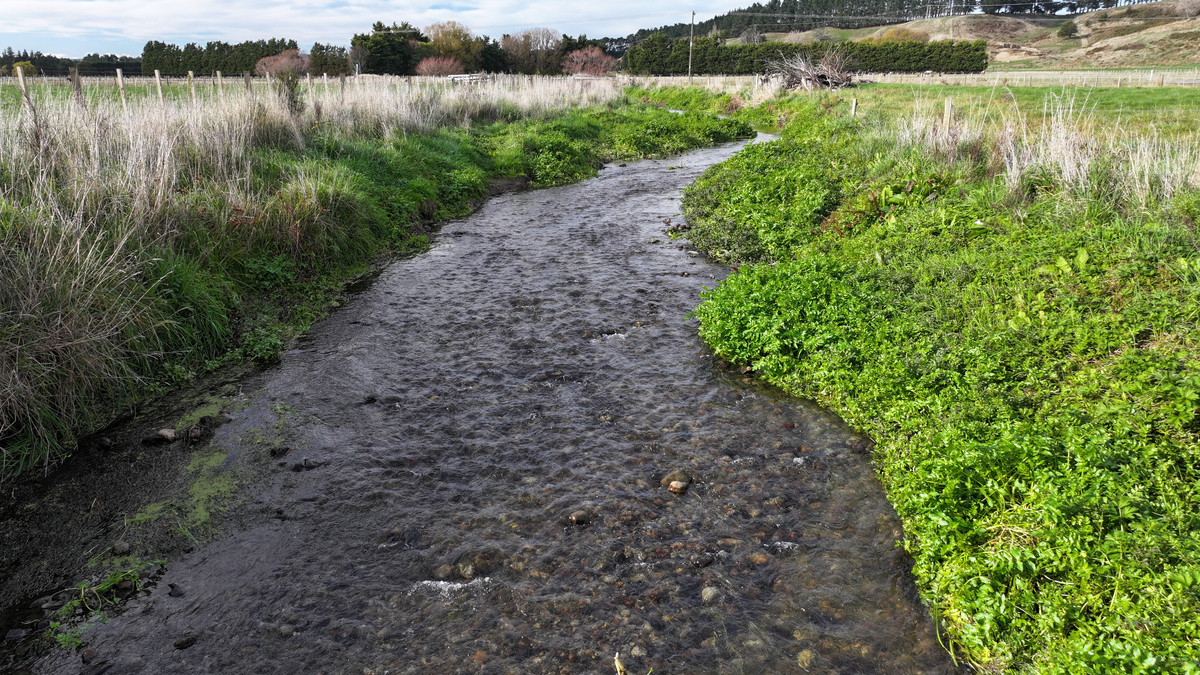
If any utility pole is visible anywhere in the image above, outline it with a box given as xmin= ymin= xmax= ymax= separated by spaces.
xmin=688 ymin=11 xmax=695 ymax=84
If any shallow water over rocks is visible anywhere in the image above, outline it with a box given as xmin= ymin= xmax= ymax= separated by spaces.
xmin=36 ymin=139 xmax=960 ymax=674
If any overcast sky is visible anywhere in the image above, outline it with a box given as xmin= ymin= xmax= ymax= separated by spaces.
xmin=1 ymin=1 xmax=738 ymax=58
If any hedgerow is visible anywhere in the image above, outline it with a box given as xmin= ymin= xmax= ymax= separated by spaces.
xmin=625 ymin=35 xmax=988 ymax=75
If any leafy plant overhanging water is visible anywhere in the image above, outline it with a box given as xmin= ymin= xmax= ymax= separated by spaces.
xmin=665 ymin=87 xmax=1200 ymax=672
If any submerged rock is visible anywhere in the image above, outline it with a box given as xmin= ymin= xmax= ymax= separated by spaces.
xmin=660 ymin=470 xmax=692 ymax=492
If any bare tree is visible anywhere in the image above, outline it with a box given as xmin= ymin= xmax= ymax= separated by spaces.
xmin=415 ymin=56 xmax=465 ymax=76
xmin=501 ymin=27 xmax=562 ymax=74
xmin=255 ymin=49 xmax=309 ymax=76
xmin=561 ymin=46 xmax=616 ymax=75
xmin=740 ymin=26 xmax=765 ymax=44
xmin=766 ymin=47 xmax=854 ymax=91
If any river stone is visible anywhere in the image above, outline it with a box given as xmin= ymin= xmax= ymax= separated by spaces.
xmin=112 ymin=541 xmax=131 ymax=555
xmin=157 ymin=428 xmax=176 ymax=442
xmin=279 ymin=624 xmax=295 ymax=638
xmin=568 ymin=510 xmax=593 ymax=525
xmin=700 ymin=587 xmax=720 ymax=603
xmin=668 ymin=481 xmax=689 ymax=494
xmin=81 ymin=648 xmax=97 ymax=664
xmin=660 ymin=470 xmax=692 ymax=488
xmin=173 ymin=635 xmax=196 ymax=650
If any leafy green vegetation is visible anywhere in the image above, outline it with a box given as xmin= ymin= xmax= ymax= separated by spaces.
xmin=44 ymin=560 xmax=160 ymax=650
xmin=624 ymin=35 xmax=988 ymax=75
xmin=674 ymin=91 xmax=1200 ymax=671
xmin=0 ymin=84 xmax=750 ymax=480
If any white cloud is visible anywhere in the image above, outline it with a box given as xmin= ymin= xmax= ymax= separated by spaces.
xmin=1 ymin=0 xmax=735 ymax=57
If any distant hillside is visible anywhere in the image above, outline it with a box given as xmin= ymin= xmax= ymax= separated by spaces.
xmin=626 ymin=0 xmax=1181 ymax=44
xmin=701 ymin=0 xmax=1200 ymax=69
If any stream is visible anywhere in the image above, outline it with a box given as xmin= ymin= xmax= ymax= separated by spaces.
xmin=30 ymin=137 xmax=959 ymax=674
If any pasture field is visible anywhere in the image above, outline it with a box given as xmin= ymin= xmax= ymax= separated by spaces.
xmin=639 ymin=83 xmax=1200 ymax=672
xmin=0 ymin=76 xmax=751 ymax=479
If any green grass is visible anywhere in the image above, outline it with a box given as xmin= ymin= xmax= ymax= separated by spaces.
xmin=669 ymin=91 xmax=1200 ymax=671
xmin=0 ymin=92 xmax=751 ymax=480
xmin=631 ymin=83 xmax=1200 ymax=137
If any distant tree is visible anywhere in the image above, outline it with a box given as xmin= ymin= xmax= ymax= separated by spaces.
xmin=562 ymin=46 xmax=617 ymax=75
xmin=1057 ymin=20 xmax=1079 ymax=38
xmin=141 ymin=38 xmax=297 ymax=75
xmin=11 ymin=60 xmax=36 ymax=76
xmin=309 ymin=43 xmax=350 ymax=75
xmin=352 ymin=21 xmax=427 ymax=75
xmin=740 ymin=26 xmax=765 ymax=44
xmin=479 ymin=38 xmax=507 ymax=72
xmin=501 ymin=27 xmax=562 ymax=74
xmin=415 ymin=56 xmax=464 ymax=76
xmin=424 ymin=21 xmax=483 ymax=71
xmin=255 ymin=49 xmax=308 ymax=76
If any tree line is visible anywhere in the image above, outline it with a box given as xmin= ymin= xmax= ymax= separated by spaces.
xmin=0 ymin=48 xmax=141 ymax=76
xmin=625 ymin=35 xmax=989 ymax=74
xmin=141 ymin=38 xmax=300 ymax=76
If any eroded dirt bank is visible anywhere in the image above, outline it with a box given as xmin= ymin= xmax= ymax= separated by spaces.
xmin=19 ymin=140 xmax=958 ymax=674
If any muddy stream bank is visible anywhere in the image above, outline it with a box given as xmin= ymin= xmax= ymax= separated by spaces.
xmin=8 ymin=138 xmax=959 ymax=674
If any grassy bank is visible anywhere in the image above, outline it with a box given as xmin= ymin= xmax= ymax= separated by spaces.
xmin=630 ymin=82 xmax=1200 ymax=136
xmin=0 ymin=78 xmax=751 ymax=480
xmin=647 ymin=86 xmax=1200 ymax=671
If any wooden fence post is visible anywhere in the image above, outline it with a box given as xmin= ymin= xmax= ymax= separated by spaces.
xmin=14 ymin=65 xmax=31 ymax=114
xmin=69 ymin=66 xmax=85 ymax=108
xmin=339 ymin=74 xmax=346 ymax=101
xmin=244 ymin=71 xmax=252 ymax=92
xmin=943 ymin=97 xmax=953 ymax=129
xmin=850 ymin=98 xmax=858 ymax=118
xmin=154 ymin=69 xmax=164 ymax=104
xmin=188 ymin=70 xmax=196 ymax=104
xmin=216 ymin=70 xmax=224 ymax=100
xmin=323 ymin=72 xmax=329 ymax=96
xmin=116 ymin=68 xmax=128 ymax=112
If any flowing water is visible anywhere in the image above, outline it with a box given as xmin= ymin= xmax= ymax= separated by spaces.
xmin=34 ymin=139 xmax=959 ymax=674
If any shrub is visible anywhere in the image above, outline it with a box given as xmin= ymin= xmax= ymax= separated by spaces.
xmin=1057 ymin=20 xmax=1079 ymax=38
xmin=561 ymin=46 xmax=617 ymax=75
xmin=416 ymin=56 xmax=465 ymax=76
xmin=865 ymin=27 xmax=931 ymax=44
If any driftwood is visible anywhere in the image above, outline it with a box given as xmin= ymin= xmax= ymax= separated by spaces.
xmin=766 ymin=48 xmax=855 ymax=91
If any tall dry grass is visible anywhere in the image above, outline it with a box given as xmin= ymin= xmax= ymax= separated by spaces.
xmin=0 ymin=75 xmax=622 ymax=476
xmin=886 ymin=89 xmax=1200 ymax=208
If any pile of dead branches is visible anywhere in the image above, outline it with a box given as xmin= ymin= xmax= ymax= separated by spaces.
xmin=766 ymin=48 xmax=855 ymax=91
